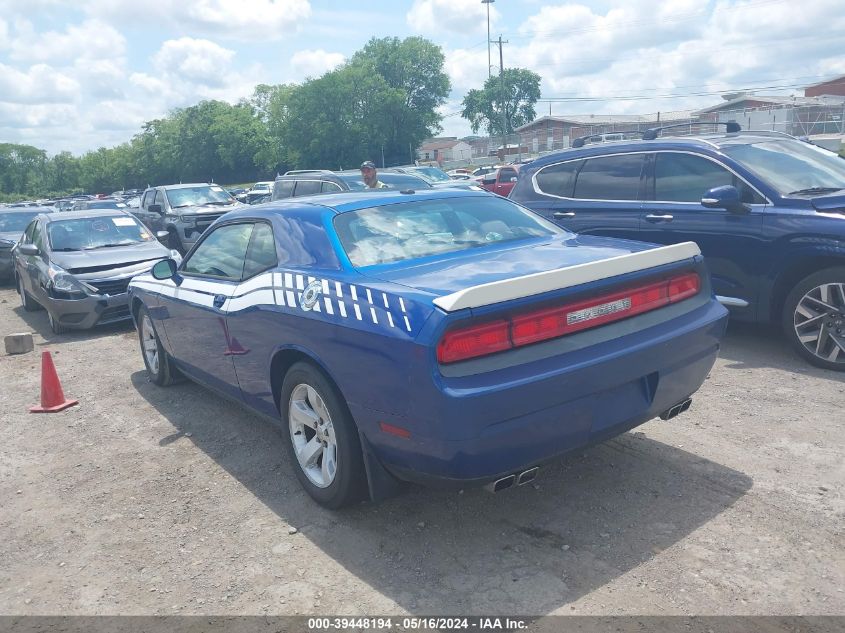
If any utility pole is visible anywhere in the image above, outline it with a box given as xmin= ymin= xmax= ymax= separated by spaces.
xmin=492 ymin=35 xmax=508 ymax=160
xmin=482 ymin=0 xmax=495 ymax=79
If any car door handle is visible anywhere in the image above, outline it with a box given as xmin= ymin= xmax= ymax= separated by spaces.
xmin=644 ymin=214 xmax=674 ymax=223
xmin=553 ymin=211 xmax=576 ymax=218
xmin=213 ymin=294 xmax=227 ymax=309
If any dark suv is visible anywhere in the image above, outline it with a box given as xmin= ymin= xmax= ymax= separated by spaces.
xmin=135 ymin=183 xmax=243 ymax=253
xmin=270 ymin=170 xmax=436 ymax=201
xmin=510 ymin=127 xmax=845 ymax=370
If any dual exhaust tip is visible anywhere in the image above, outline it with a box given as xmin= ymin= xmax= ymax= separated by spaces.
xmin=659 ymin=397 xmax=692 ymax=421
xmin=486 ymin=466 xmax=539 ymax=493
xmin=484 ymin=399 xmax=693 ymax=493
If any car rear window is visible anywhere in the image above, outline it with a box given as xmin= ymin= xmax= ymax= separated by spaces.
xmin=333 ymin=196 xmax=562 ymax=267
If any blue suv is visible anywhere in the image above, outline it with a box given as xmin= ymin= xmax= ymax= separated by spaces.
xmin=510 ymin=126 xmax=845 ymax=371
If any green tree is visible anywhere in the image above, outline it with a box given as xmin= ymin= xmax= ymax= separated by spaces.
xmin=349 ymin=36 xmax=450 ymax=165
xmin=0 ymin=143 xmax=48 ymax=196
xmin=284 ymin=65 xmax=404 ymax=169
xmin=250 ymin=83 xmax=298 ymax=173
xmin=461 ymin=68 xmax=542 ymax=137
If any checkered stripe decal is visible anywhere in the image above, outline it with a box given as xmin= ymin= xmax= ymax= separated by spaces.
xmin=272 ymin=272 xmax=412 ymax=332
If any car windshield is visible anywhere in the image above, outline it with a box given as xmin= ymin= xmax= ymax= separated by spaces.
xmin=86 ymin=200 xmax=127 ymax=209
xmin=47 ymin=215 xmax=154 ymax=251
xmin=408 ymin=167 xmax=452 ymax=183
xmin=0 ymin=212 xmax=40 ymax=233
xmin=165 ymin=185 xmax=235 ymax=208
xmin=334 ymin=196 xmax=562 ymax=267
xmin=721 ymin=139 xmax=845 ymax=196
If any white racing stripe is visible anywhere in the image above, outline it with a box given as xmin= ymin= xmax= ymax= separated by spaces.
xmin=432 ymin=242 xmax=702 ymax=312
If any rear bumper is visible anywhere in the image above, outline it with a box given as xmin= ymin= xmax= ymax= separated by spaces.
xmin=358 ymin=299 xmax=728 ymax=485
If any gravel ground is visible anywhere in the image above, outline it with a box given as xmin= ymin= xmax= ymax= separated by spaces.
xmin=0 ymin=284 xmax=843 ymax=616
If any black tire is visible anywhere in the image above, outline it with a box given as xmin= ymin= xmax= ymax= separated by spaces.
xmin=47 ymin=310 xmax=69 ymax=335
xmin=782 ymin=266 xmax=845 ymax=371
xmin=166 ymin=230 xmax=184 ymax=256
xmin=137 ymin=304 xmax=178 ymax=386
xmin=280 ymin=361 xmax=367 ymax=509
xmin=18 ymin=276 xmax=39 ymax=312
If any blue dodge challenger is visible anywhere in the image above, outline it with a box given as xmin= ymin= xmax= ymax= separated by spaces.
xmin=128 ymin=189 xmax=728 ymax=508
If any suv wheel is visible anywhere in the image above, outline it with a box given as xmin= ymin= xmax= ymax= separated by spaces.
xmin=280 ymin=362 xmax=367 ymax=509
xmin=167 ymin=230 xmax=184 ymax=255
xmin=783 ymin=267 xmax=845 ymax=371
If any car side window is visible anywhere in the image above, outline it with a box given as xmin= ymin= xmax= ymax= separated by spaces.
xmin=293 ymin=180 xmax=321 ymax=197
xmin=321 ymin=181 xmax=343 ymax=193
xmin=273 ymin=180 xmax=294 ymax=200
xmin=153 ymin=190 xmax=165 ymax=208
xmin=21 ymin=220 xmax=37 ymax=244
xmin=182 ymin=223 xmax=254 ymax=280
xmin=654 ymin=153 xmax=735 ymax=203
xmin=242 ymin=222 xmax=278 ymax=279
xmin=535 ymin=160 xmax=582 ymax=197
xmin=499 ymin=168 xmax=517 ymax=182
xmin=141 ymin=190 xmax=153 ymax=208
xmin=573 ymin=154 xmax=645 ymax=201
xmin=31 ymin=221 xmax=45 ymax=250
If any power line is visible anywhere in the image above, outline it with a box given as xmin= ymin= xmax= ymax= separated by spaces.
xmin=504 ymin=0 xmax=789 ymax=41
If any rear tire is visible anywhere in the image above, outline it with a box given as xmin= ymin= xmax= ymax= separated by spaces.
xmin=782 ymin=267 xmax=845 ymax=371
xmin=18 ymin=276 xmax=39 ymax=312
xmin=138 ymin=304 xmax=178 ymax=386
xmin=280 ymin=362 xmax=367 ymax=509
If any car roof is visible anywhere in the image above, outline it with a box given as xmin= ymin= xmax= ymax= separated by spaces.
xmin=224 ymin=188 xmax=491 ymax=220
xmin=526 ymin=132 xmax=798 ymax=169
xmin=156 ymin=182 xmax=213 ymax=190
xmin=42 ymin=209 xmax=135 ymax=221
xmin=0 ymin=206 xmax=54 ymax=214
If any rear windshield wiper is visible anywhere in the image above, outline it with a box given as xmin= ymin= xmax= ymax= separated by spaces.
xmin=787 ymin=187 xmax=843 ymax=195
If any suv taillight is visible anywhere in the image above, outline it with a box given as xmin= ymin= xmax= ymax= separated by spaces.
xmin=436 ymin=272 xmax=700 ymax=364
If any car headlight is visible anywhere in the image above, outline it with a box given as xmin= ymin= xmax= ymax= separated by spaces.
xmin=179 ymin=215 xmax=196 ymax=225
xmin=0 ymin=238 xmax=15 ymax=247
xmin=47 ymin=264 xmax=88 ymax=298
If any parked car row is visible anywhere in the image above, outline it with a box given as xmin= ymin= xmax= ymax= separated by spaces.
xmin=6 ymin=124 xmax=844 ymax=510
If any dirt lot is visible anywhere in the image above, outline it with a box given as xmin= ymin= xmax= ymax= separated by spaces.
xmin=0 ymin=284 xmax=843 ymax=617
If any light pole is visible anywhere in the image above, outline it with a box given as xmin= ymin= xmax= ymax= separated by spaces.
xmin=482 ymin=0 xmax=494 ymax=78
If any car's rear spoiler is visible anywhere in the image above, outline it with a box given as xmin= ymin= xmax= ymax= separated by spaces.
xmin=432 ymin=242 xmax=702 ymax=312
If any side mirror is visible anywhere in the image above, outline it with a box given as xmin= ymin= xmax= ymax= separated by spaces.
xmin=18 ymin=244 xmax=39 ymax=256
xmin=701 ymin=185 xmax=749 ymax=214
xmin=509 ymin=176 xmax=518 ymax=183
xmin=151 ymin=258 xmax=179 ymax=281
xmin=155 ymin=231 xmax=169 ymax=240
xmin=148 ymin=204 xmax=163 ymax=214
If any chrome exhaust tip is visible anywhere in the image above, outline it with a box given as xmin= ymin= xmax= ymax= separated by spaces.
xmin=485 ymin=474 xmax=516 ymax=493
xmin=659 ymin=397 xmax=693 ymax=420
xmin=516 ymin=467 xmax=539 ymax=486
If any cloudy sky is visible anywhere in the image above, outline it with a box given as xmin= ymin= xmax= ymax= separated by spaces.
xmin=1 ymin=0 xmax=843 ymax=155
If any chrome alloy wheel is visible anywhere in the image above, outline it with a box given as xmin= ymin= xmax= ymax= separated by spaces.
xmin=793 ymin=282 xmax=845 ymax=365
xmin=141 ymin=313 xmax=160 ymax=375
xmin=288 ymin=383 xmax=338 ymax=488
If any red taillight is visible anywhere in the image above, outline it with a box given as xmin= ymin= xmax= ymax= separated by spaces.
xmin=438 ymin=272 xmax=700 ymax=364
xmin=436 ymin=319 xmax=511 ymax=364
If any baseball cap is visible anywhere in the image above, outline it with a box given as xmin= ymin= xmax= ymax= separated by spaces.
xmin=360 ymin=161 xmax=376 ymax=169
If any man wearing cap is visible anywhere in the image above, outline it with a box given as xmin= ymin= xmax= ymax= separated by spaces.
xmin=360 ymin=161 xmax=388 ymax=189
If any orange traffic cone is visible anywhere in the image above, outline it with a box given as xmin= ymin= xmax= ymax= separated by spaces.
xmin=30 ymin=351 xmax=79 ymax=413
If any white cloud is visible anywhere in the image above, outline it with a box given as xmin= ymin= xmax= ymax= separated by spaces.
xmin=407 ymin=0 xmax=500 ymax=36
xmin=289 ymin=49 xmax=345 ymax=79
xmin=152 ymin=37 xmax=236 ymax=87
xmin=0 ymin=63 xmax=80 ymax=104
xmin=81 ymin=0 xmax=311 ymax=40
xmin=8 ymin=19 xmax=126 ymax=64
